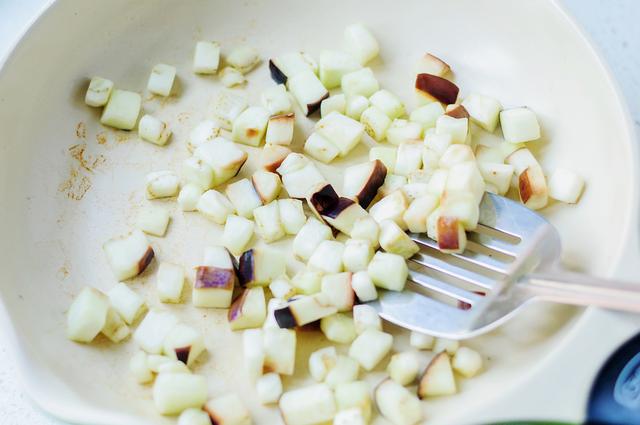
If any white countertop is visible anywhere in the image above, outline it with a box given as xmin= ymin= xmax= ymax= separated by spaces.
xmin=0 ymin=1 xmax=638 ymax=424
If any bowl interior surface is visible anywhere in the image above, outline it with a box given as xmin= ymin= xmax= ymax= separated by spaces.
xmin=0 ymin=0 xmax=636 ymax=424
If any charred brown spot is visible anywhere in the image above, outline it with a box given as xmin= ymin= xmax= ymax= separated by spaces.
xmin=195 ymin=266 xmax=235 ymax=290
xmin=270 ymin=112 xmax=295 ymax=122
xmin=174 ymin=346 xmax=190 ymax=364
xmin=237 ymin=250 xmax=255 ymax=287
xmin=423 ymin=53 xmax=450 ymax=72
xmin=437 ymin=216 xmax=460 ymax=250
xmin=306 ymin=91 xmax=330 ymax=116
xmin=445 ymin=104 xmax=469 ymax=119
xmin=228 ymin=289 xmax=249 ymax=322
xmin=264 ymin=159 xmax=285 ymax=173
xmin=246 ymin=128 xmax=259 ymax=138
xmin=309 ymin=184 xmax=340 ymax=215
xmin=204 ymin=406 xmax=223 ymax=425
xmin=137 ymin=246 xmax=155 ymax=274
xmin=415 ymin=73 xmax=459 ymax=105
xmin=518 ymin=168 xmax=533 ymax=204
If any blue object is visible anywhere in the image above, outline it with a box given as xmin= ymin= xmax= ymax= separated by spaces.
xmin=587 ymin=332 xmax=640 ymax=424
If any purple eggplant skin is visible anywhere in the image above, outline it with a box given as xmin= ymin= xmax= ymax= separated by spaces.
xmin=321 ymin=197 xmax=356 ymax=220
xmin=309 ymin=184 xmax=339 ymax=215
xmin=137 ymin=246 xmax=155 ymax=275
xmin=269 ymin=60 xmax=287 ymax=84
xmin=305 ymin=92 xmax=330 ymax=116
xmin=274 ymin=307 xmax=297 ymax=329
xmin=175 ymin=346 xmax=190 ymax=364
xmin=356 ymin=159 xmax=387 ymax=209
xmin=227 ymin=288 xmax=249 ymax=322
xmin=194 ymin=266 xmax=235 ymax=289
xmin=238 ymin=249 xmax=256 ymax=287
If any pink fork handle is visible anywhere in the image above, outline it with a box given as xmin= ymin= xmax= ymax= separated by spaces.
xmin=522 ymin=271 xmax=640 ymax=313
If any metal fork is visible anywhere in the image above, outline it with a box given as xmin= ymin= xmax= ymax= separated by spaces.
xmin=368 ymin=192 xmax=640 ymax=339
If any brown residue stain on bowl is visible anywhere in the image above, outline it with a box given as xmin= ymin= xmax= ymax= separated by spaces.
xmin=56 ymin=264 xmax=70 ymax=280
xmin=177 ymin=112 xmax=191 ymax=124
xmin=68 ymin=143 xmax=106 ymax=173
xmin=75 ymin=121 xmax=86 ymax=139
xmin=96 ymin=131 xmax=108 ymax=145
xmin=59 ymin=142 xmax=107 ymax=200
xmin=58 ymin=168 xmax=92 ymax=200
xmin=116 ymin=132 xmax=131 ymax=144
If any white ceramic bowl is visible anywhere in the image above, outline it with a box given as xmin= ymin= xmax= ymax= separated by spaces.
xmin=1 ymin=1 xmax=639 ymax=424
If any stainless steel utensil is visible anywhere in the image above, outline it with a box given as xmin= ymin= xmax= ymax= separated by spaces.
xmin=368 ymin=192 xmax=640 ymax=339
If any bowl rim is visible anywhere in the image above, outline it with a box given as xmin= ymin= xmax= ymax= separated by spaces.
xmin=0 ymin=0 xmax=638 ymax=424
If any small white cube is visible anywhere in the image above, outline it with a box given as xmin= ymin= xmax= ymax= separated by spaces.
xmin=410 ymin=102 xmax=445 ymax=131
xmin=462 ymin=93 xmax=502 ymax=132
xmin=287 ymin=70 xmax=329 ymax=116
xmin=226 ymin=46 xmax=260 ymax=73
xmin=548 ymin=168 xmax=585 ymax=204
xmin=266 ymin=113 xmax=295 ymax=146
xmin=278 ymin=199 xmax=306 ymax=235
xmin=85 ymin=77 xmax=113 ymax=107
xmin=213 ymin=90 xmax=248 ymax=130
xmin=321 ymin=94 xmax=347 ymax=118
xmin=500 ymin=107 xmax=541 ymax=143
xmin=261 ymin=84 xmax=292 ymax=116
xmin=334 ymin=408 xmax=367 ymax=425
xmin=409 ymin=331 xmax=434 ymax=350
xmin=345 ymin=95 xmax=370 ymax=121
xmin=308 ymin=240 xmax=345 ymax=274
xmin=350 ymin=271 xmax=378 ymax=302
xmin=219 ymin=66 xmax=246 ymax=87
xmin=370 ymin=90 xmax=404 ymax=120
xmin=344 ymin=24 xmax=379 ymax=65
xmin=352 ymin=304 xmax=382 ymax=334
xmin=434 ymin=338 xmax=460 ymax=355
xmin=147 ymin=63 xmax=176 ymax=96
xmin=146 ymin=170 xmax=180 ymax=199
xmin=232 ymin=106 xmax=270 ymax=147
xmin=256 ymin=372 xmax=283 ymax=405
xmin=138 ymin=115 xmax=171 ymax=146
xmin=319 ymin=50 xmax=361 ymax=89
xmin=387 ymin=351 xmax=420 ymax=386
xmin=304 ymin=132 xmax=340 ymax=164
xmin=222 ymin=214 xmax=255 ymax=255
xmin=315 ymin=112 xmax=364 ymax=156
xmin=107 ymin=283 xmax=146 ymax=325
xmin=67 ymin=287 xmax=109 ymax=343
xmin=136 ymin=206 xmax=170 ymax=237
xmin=254 ymin=201 xmax=285 ymax=243
xmin=269 ymin=277 xmax=295 ymax=300
xmin=452 ymin=346 xmax=483 ymax=378
xmin=177 ymin=183 xmax=204 ymax=211
xmin=341 ymin=68 xmax=379 ymax=98
xmin=435 ymin=115 xmax=469 ymax=145
xmin=386 ymin=119 xmax=423 ymax=146
xmin=193 ymin=41 xmax=220 ymax=74
xmin=156 ymin=262 xmax=185 ymax=303
xmin=360 ymin=106 xmax=391 ymax=142
xmin=178 ymin=409 xmax=211 ymax=425
xmin=348 ymin=329 xmax=393 ymax=371
xmin=197 ymin=190 xmax=235 ymax=224
xmin=100 ymin=89 xmax=141 ymax=130
xmin=342 ymin=239 xmax=373 ymax=272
